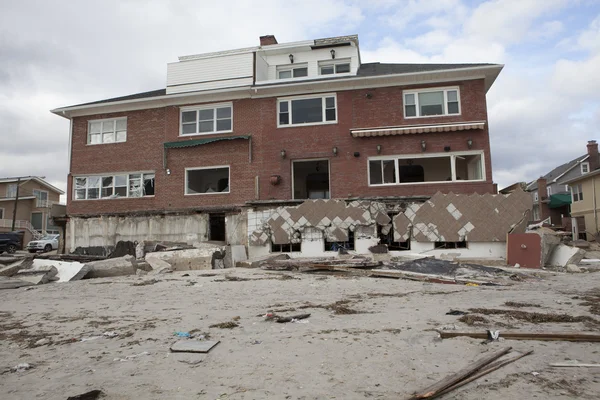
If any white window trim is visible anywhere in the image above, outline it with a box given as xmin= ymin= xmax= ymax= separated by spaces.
xmin=571 ymin=184 xmax=583 ymax=202
xmin=73 ymin=171 xmax=155 ymax=201
xmin=185 ymin=165 xmax=231 ymax=196
xmin=179 ymin=102 xmax=233 ymax=137
xmin=581 ymin=162 xmax=590 ymax=174
xmin=403 ymin=86 xmax=461 ymax=119
xmin=87 ymin=117 xmax=127 ymax=145
xmin=533 ymin=191 xmax=539 ymax=202
xmin=318 ymin=59 xmax=352 ymax=76
xmin=277 ymin=93 xmax=338 ymax=128
xmin=547 ymin=186 xmax=552 ymax=196
xmin=6 ymin=183 xmax=17 ymax=198
xmin=276 ymin=64 xmax=309 ymax=80
xmin=367 ymin=150 xmax=485 ymax=186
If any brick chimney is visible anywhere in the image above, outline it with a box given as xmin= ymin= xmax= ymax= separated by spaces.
xmin=259 ymin=35 xmax=278 ymax=46
xmin=587 ymin=140 xmax=599 ymax=172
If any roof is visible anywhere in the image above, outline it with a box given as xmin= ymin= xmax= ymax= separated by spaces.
xmin=0 ymin=176 xmax=64 ymax=194
xmin=527 ymin=154 xmax=589 ymax=191
xmin=564 ymin=168 xmax=600 ymax=185
xmin=62 ymin=89 xmax=167 ymax=109
xmin=357 ymin=62 xmax=497 ymax=77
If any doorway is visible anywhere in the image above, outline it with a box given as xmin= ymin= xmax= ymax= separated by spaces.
xmin=209 ymin=214 xmax=226 ymax=241
xmin=292 ymin=159 xmax=330 ymax=199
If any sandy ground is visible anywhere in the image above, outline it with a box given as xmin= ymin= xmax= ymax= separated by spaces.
xmin=1 ymin=266 xmax=600 ymax=400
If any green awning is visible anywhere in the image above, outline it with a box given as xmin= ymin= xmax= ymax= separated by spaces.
xmin=163 ymin=135 xmax=250 ymax=149
xmin=548 ymin=193 xmax=571 ymax=208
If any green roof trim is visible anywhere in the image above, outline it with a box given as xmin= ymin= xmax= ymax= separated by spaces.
xmin=548 ymin=193 xmax=571 ymax=208
xmin=164 ymin=135 xmax=251 ymax=149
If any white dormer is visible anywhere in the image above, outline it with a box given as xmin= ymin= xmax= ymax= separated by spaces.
xmin=255 ymin=35 xmax=360 ymax=84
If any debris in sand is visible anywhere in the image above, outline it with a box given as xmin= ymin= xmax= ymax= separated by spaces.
xmin=209 ymin=321 xmax=239 ymax=329
xmin=178 ymin=359 xmax=203 ymax=365
xmin=66 ymin=389 xmax=105 ymax=400
xmin=11 ymin=363 xmax=33 ymax=372
xmin=113 ymin=351 xmax=150 ymax=361
xmin=274 ymin=313 xmax=311 ymax=323
xmin=468 ymin=308 xmax=600 ymax=325
xmin=438 ymin=330 xmax=600 ymax=342
xmin=446 ymin=309 xmax=468 ymax=315
xmin=458 ymin=315 xmax=490 ymax=326
xmin=103 ymin=331 xmax=118 ymax=338
xmin=504 ymin=301 xmax=542 ymax=308
xmin=171 ymin=340 xmax=220 ymax=353
xmin=131 ymin=278 xmax=159 ymax=286
xmin=174 ymin=331 xmax=191 ymax=338
xmin=550 ymin=363 xmax=600 ymax=368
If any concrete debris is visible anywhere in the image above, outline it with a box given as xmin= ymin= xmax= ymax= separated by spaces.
xmin=170 ymin=340 xmax=220 ymax=353
xmin=108 ymin=240 xmax=137 ymax=258
xmin=566 ymin=264 xmax=583 ymax=273
xmin=237 ymin=254 xmax=290 ymax=269
xmin=0 ymin=277 xmax=35 ymax=290
xmin=83 ymin=255 xmax=137 ymax=279
xmin=145 ymin=257 xmax=173 ymax=272
xmin=0 ymin=256 xmax=33 ymax=277
xmin=145 ymin=245 xmax=226 ymax=270
xmin=32 ymin=259 xmax=89 ymax=282
xmin=548 ymin=244 xmax=585 ymax=267
xmin=73 ymin=245 xmax=113 ymax=257
xmin=11 ymin=363 xmax=33 ymax=373
xmin=224 ymin=244 xmax=248 ymax=269
xmin=66 ymin=390 xmax=105 ymax=400
xmin=531 ymin=228 xmax=562 ymax=267
xmin=14 ymin=266 xmax=58 ymax=285
xmin=368 ymin=244 xmax=388 ymax=254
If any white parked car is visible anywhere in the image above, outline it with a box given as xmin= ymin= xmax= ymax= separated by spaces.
xmin=27 ymin=234 xmax=60 ymax=253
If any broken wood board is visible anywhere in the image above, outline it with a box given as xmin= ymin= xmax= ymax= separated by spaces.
xmin=407 ymin=347 xmax=512 ymax=399
xmin=550 ymin=363 xmax=600 ymax=367
xmin=170 ymin=340 xmax=220 ymax=353
xmin=438 ymin=331 xmax=600 ymax=342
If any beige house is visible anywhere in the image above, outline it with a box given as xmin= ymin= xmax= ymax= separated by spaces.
xmin=0 ymin=176 xmax=65 ymax=247
xmin=566 ymin=167 xmax=600 ymax=240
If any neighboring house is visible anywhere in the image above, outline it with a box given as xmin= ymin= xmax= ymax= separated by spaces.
xmin=525 ymin=140 xmax=598 ymax=225
xmin=565 ymin=141 xmax=600 ymax=240
xmin=0 ymin=176 xmax=65 ymax=246
xmin=51 ymin=34 xmax=504 ymax=254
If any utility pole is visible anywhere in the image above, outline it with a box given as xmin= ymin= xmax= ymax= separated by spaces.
xmin=11 ymin=177 xmax=21 ymax=231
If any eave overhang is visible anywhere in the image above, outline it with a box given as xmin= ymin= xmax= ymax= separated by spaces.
xmin=350 ymin=121 xmax=486 ymax=138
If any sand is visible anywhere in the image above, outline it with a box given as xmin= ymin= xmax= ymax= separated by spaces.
xmin=1 ymin=267 xmax=599 ymax=399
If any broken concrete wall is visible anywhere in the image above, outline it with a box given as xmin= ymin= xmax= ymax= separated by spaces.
xmin=225 ymin=213 xmax=248 ymax=246
xmin=67 ymin=214 xmax=209 ymax=252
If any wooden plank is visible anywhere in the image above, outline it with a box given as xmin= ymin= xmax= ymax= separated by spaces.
xmin=550 ymin=363 xmax=600 ymax=367
xmin=439 ymin=331 xmax=600 ymax=342
xmin=407 ymin=347 xmax=512 ymax=399
xmin=434 ymin=351 xmax=533 ymax=398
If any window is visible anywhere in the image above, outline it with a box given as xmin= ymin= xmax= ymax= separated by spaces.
xmin=319 ymin=60 xmax=351 ymax=75
xmin=277 ymin=65 xmax=308 ymax=79
xmin=547 ymin=186 xmax=552 ymax=197
xmin=572 ymin=184 xmax=584 ymax=202
xmin=181 ymin=103 xmax=232 ymax=136
xmin=6 ymin=184 xmax=17 ymax=198
xmin=0 ymin=208 xmax=4 ymax=219
xmin=533 ymin=191 xmax=539 ymax=202
xmin=404 ymin=87 xmax=460 ymax=118
xmin=33 ymin=189 xmax=49 ymax=207
xmin=271 ymin=243 xmax=301 ymax=253
xmin=565 ymin=185 xmax=570 ymax=192
xmin=88 ymin=118 xmax=126 ymax=144
xmin=368 ymin=152 xmax=484 ymax=186
xmin=581 ymin=162 xmax=590 ymax=174
xmin=435 ymin=241 xmax=467 ymax=249
xmin=74 ymin=172 xmax=154 ymax=200
xmin=278 ymin=94 xmax=337 ymax=127
xmin=186 ymin=166 xmax=230 ymax=195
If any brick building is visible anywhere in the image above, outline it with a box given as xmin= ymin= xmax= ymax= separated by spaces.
xmin=52 ymin=34 xmax=510 ymax=257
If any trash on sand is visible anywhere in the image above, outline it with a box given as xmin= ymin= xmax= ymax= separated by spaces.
xmin=446 ymin=310 xmax=468 ymax=315
xmin=81 ymin=336 xmax=102 ymax=342
xmin=35 ymin=338 xmax=50 ymax=346
xmin=11 ymin=363 xmax=33 ymax=372
xmin=66 ymin=389 xmax=105 ymax=400
xmin=178 ymin=359 xmax=203 ymax=366
xmin=275 ymin=313 xmax=311 ymax=323
xmin=531 ymin=371 xmax=540 ymax=376
xmin=465 ymin=282 xmax=479 ymax=287
xmin=437 ymin=324 xmax=458 ymax=331
xmin=437 ymin=330 xmax=600 ymax=342
xmin=170 ymin=340 xmax=220 ymax=353
xmin=550 ymin=362 xmax=600 ymax=368
xmin=486 ymin=330 xmax=501 ymax=343
xmin=251 ymin=340 xmax=262 ymax=345
xmin=114 ymin=351 xmax=150 ymax=362
xmin=408 ymin=347 xmax=532 ymax=399
xmin=174 ymin=331 xmax=191 ymax=338
xmin=103 ymin=331 xmax=118 ymax=338
xmin=209 ymin=321 xmax=239 ymax=329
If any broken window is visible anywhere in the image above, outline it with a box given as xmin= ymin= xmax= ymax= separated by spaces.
xmin=181 ymin=103 xmax=232 ymax=135
xmin=434 ymin=241 xmax=467 ymax=249
xmin=325 ymin=230 xmax=355 ymax=252
xmin=74 ymin=172 xmax=154 ymax=200
xmin=186 ymin=167 xmax=230 ymax=194
xmin=377 ymin=220 xmax=410 ymax=251
xmin=88 ymin=118 xmax=127 ymax=144
xmin=404 ymin=88 xmax=460 ymax=118
xmin=369 ymin=152 xmax=484 ymax=186
xmin=278 ymin=94 xmax=336 ymax=126
xmin=271 ymin=243 xmax=301 ymax=253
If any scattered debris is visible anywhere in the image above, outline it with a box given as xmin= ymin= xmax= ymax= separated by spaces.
xmin=273 ymin=313 xmax=311 ymax=323
xmin=504 ymin=301 xmax=541 ymax=308
xmin=113 ymin=351 xmax=150 ymax=361
xmin=35 ymin=338 xmax=50 ymax=346
xmin=458 ymin=315 xmax=490 ymax=326
xmin=178 ymin=359 xmax=203 ymax=366
xmin=66 ymin=389 xmax=105 ymax=400
xmin=170 ymin=340 xmax=220 ymax=353
xmin=209 ymin=321 xmax=239 ymax=329
xmin=0 ymin=277 xmax=34 ymax=290
xmin=174 ymin=331 xmax=191 ymax=338
xmin=438 ymin=330 xmax=600 ymax=342
xmin=11 ymin=363 xmax=33 ymax=373
xmin=468 ymin=308 xmax=600 ymax=325
xmin=132 ymin=278 xmax=159 ymax=286
xmin=566 ymin=264 xmax=583 ymax=273
xmin=103 ymin=331 xmax=118 ymax=338
xmin=446 ymin=310 xmax=468 ymax=315
xmin=83 ymin=256 xmax=137 ymax=279
xmin=550 ymin=363 xmax=600 ymax=368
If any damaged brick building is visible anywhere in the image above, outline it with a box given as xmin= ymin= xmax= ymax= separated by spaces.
xmin=51 ymin=34 xmax=531 ymax=258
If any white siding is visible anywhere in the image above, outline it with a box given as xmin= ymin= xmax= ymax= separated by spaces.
xmin=166 ymin=52 xmax=254 ymax=94
xmin=258 ymin=45 xmax=359 ymax=82
xmin=255 ymin=54 xmax=269 ymax=82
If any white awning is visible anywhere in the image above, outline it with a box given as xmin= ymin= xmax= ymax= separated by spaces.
xmin=351 ymin=121 xmax=486 ymax=137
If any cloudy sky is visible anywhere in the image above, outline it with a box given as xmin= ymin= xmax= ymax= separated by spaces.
xmin=1 ymin=0 xmax=599 ymax=199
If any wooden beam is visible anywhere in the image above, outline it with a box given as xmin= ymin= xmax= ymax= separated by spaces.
xmin=438 ymin=331 xmax=600 ymax=342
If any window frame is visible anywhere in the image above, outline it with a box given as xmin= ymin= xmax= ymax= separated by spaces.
xmin=73 ymin=172 xmax=155 ymax=201
xmin=318 ymin=59 xmax=352 ymax=76
xmin=547 ymin=186 xmax=552 ymax=197
xmin=87 ymin=117 xmax=127 ymax=145
xmin=533 ymin=191 xmax=539 ymax=202
xmin=6 ymin=184 xmax=17 ymax=198
xmin=276 ymin=64 xmax=309 ymax=80
xmin=179 ymin=102 xmax=233 ymax=137
xmin=581 ymin=162 xmax=590 ymax=174
xmin=572 ymin=184 xmax=584 ymax=202
xmin=185 ymin=165 xmax=231 ymax=196
xmin=367 ymin=150 xmax=485 ymax=186
xmin=277 ymin=93 xmax=338 ymax=128
xmin=403 ymin=86 xmax=461 ymax=119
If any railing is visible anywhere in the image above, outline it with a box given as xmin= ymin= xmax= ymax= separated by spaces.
xmin=0 ymin=219 xmax=44 ymax=240
xmin=36 ymin=199 xmax=57 ymax=208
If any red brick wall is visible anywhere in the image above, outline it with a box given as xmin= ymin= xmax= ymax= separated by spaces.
xmin=68 ymin=78 xmax=494 ymax=215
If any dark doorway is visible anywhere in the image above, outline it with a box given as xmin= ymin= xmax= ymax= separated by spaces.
xmin=292 ymin=159 xmax=330 ymax=199
xmin=209 ymin=214 xmax=226 ymax=241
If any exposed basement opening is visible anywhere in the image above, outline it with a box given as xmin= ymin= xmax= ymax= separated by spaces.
xmin=378 ymin=222 xmax=410 ymax=250
xmin=209 ymin=214 xmax=226 ymax=241
xmin=434 ymin=241 xmax=467 ymax=249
